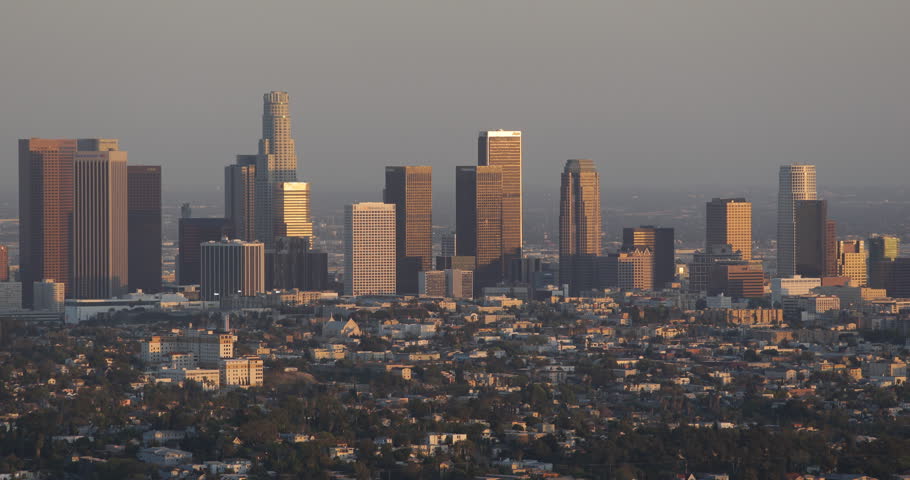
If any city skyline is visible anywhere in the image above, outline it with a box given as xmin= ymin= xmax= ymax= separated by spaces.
xmin=4 ymin=4 xmax=910 ymax=479
xmin=10 ymin=91 xmax=907 ymax=305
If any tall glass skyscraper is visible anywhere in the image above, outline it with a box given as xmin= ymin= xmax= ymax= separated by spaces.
xmin=19 ymin=138 xmax=77 ymax=306
xmin=73 ymin=146 xmax=129 ymax=299
xmin=478 ymin=130 xmax=521 ymax=276
xmin=559 ymin=159 xmax=602 ymax=295
xmin=777 ymin=164 xmax=817 ymax=277
xmin=384 ymin=166 xmax=432 ymax=295
xmin=127 ymin=165 xmax=162 ymax=293
xmin=456 ymin=165 xmax=503 ymax=293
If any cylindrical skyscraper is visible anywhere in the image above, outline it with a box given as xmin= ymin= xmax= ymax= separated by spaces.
xmin=255 ymin=91 xmax=299 ymax=249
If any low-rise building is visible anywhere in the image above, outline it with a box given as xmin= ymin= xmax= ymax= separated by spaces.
xmin=220 ymin=356 xmax=264 ymax=387
xmin=137 ymin=447 xmax=193 ymax=466
xmin=141 ymin=328 xmax=236 ymax=367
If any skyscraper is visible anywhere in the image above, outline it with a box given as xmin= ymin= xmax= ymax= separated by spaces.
xmin=559 ymin=159 xmax=602 ymax=295
xmin=837 ymin=240 xmax=867 ymax=287
xmin=622 ymin=226 xmax=675 ymax=288
xmin=777 ymin=164 xmax=817 ymax=277
xmin=200 ymin=238 xmax=265 ymax=301
xmin=274 ymin=182 xmax=313 ymax=239
xmin=344 ymin=203 xmax=396 ymax=296
xmin=0 ymin=245 xmax=8 ymax=282
xmin=887 ymin=258 xmax=910 ymax=299
xmin=177 ymin=218 xmax=231 ymax=285
xmin=255 ymin=91 xmax=299 ymax=249
xmin=456 ymin=165 xmax=503 ymax=292
xmin=127 ymin=165 xmax=162 ymax=293
xmin=478 ymin=130 xmax=522 ymax=272
xmin=706 ymin=198 xmax=752 ymax=261
xmin=868 ymin=235 xmax=900 ymax=289
xmin=868 ymin=235 xmax=900 ymax=263
xmin=273 ymin=236 xmax=328 ymax=291
xmin=73 ymin=147 xmax=129 ymax=299
xmin=794 ymin=200 xmax=830 ymax=278
xmin=225 ymin=155 xmax=257 ymax=241
xmin=383 ymin=166 xmax=432 ymax=294
xmin=18 ymin=138 xmax=77 ymax=306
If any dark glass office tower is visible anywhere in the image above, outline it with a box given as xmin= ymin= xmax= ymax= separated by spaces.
xmin=128 ymin=165 xmax=162 ymax=293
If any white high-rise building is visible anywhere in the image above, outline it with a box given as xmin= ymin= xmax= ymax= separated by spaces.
xmin=344 ymin=203 xmax=396 ymax=296
xmin=255 ymin=91 xmax=299 ymax=249
xmin=274 ymin=182 xmax=313 ymax=239
xmin=777 ymin=165 xmax=817 ymax=277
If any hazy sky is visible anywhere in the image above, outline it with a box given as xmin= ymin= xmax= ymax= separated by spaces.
xmin=3 ymin=1 xmax=909 ymax=198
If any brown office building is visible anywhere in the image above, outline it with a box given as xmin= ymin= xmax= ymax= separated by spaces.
xmin=128 ymin=165 xmax=162 ymax=293
xmin=178 ymin=218 xmax=231 ymax=285
xmin=225 ymin=155 xmax=257 ymax=241
xmin=689 ymin=244 xmax=744 ymax=294
xmin=622 ymin=226 xmax=675 ymax=288
xmin=478 ymin=131 xmax=522 ymax=274
xmin=19 ymin=139 xmax=77 ymax=306
xmin=706 ymin=198 xmax=752 ymax=261
xmin=709 ymin=263 xmax=765 ymax=299
xmin=384 ymin=166 xmax=432 ymax=294
xmin=0 ymin=245 xmax=8 ymax=282
xmin=559 ymin=159 xmax=602 ymax=295
xmin=795 ymin=200 xmax=836 ymax=277
xmin=456 ymin=165 xmax=503 ymax=292
xmin=73 ymin=149 xmax=129 ymax=299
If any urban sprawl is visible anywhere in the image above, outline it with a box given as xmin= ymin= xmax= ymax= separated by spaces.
xmin=0 ymin=92 xmax=909 ymax=480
